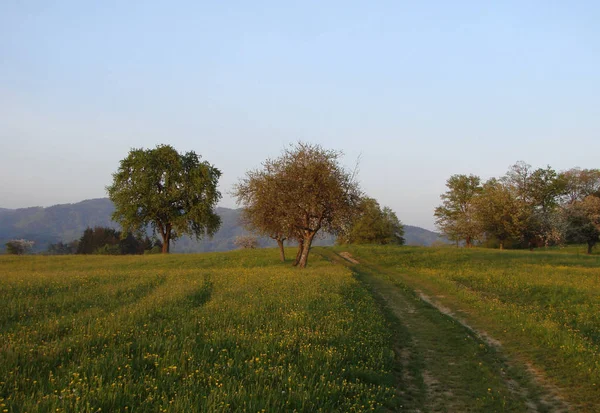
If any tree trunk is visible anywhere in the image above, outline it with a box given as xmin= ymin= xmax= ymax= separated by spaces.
xmin=277 ymin=238 xmax=285 ymax=262
xmin=588 ymin=241 xmax=594 ymax=255
xmin=298 ymin=232 xmax=316 ymax=269
xmin=161 ymin=229 xmax=171 ymax=254
xmin=293 ymin=239 xmax=304 ymax=266
xmin=465 ymin=237 xmax=472 ymax=248
xmin=499 ymin=241 xmax=504 ymax=250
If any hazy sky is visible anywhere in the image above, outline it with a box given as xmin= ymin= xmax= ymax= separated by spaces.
xmin=1 ymin=1 xmax=599 ymax=229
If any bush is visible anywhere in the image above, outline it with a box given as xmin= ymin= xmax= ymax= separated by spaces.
xmin=5 ymin=239 xmax=35 ymax=255
xmin=234 ymin=235 xmax=259 ymax=249
xmin=144 ymin=246 xmax=162 ymax=255
xmin=93 ymin=244 xmax=122 ymax=255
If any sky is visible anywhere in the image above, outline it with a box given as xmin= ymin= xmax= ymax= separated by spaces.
xmin=1 ymin=1 xmax=599 ymax=230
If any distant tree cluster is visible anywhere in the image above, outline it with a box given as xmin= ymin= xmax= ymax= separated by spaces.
xmin=46 ymin=240 xmax=79 ymax=255
xmin=435 ymin=162 xmax=600 ymax=253
xmin=337 ymin=197 xmax=405 ymax=245
xmin=75 ymin=227 xmax=162 ymax=255
xmin=5 ymin=239 xmax=35 ymax=255
xmin=234 ymin=142 xmax=362 ymax=268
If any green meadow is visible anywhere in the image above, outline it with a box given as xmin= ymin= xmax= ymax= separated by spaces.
xmin=1 ymin=246 xmax=600 ymax=412
xmin=0 ymin=251 xmax=396 ymax=412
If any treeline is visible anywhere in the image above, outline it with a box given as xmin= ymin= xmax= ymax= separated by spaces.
xmin=435 ymin=162 xmax=600 ymax=253
xmin=46 ymin=227 xmax=162 ymax=255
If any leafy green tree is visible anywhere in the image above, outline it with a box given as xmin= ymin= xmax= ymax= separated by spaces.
xmin=434 ymin=174 xmax=482 ymax=247
xmin=339 ymin=197 xmax=404 ymax=245
xmin=107 ymin=145 xmax=222 ymax=253
xmin=528 ymin=166 xmax=564 ymax=214
xmin=524 ymin=166 xmax=564 ymax=247
xmin=502 ymin=163 xmax=565 ymax=248
xmin=474 ymin=179 xmax=525 ymax=250
xmin=77 ymin=227 xmax=120 ymax=254
xmin=76 ymin=227 xmax=164 ymax=255
xmin=565 ymin=195 xmax=600 ymax=254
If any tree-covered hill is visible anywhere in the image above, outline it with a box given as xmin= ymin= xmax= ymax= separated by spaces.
xmin=0 ymin=199 xmax=446 ymax=252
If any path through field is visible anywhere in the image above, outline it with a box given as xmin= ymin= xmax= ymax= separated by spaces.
xmin=319 ymin=249 xmax=571 ymax=413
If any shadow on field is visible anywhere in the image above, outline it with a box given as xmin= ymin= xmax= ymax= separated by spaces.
xmin=186 ymin=277 xmax=214 ymax=307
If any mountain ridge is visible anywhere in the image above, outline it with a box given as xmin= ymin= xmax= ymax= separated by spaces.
xmin=0 ymin=198 xmax=447 ymax=252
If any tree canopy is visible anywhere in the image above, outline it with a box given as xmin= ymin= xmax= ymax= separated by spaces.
xmin=233 ymin=166 xmax=295 ymax=261
xmin=107 ymin=145 xmax=222 ymax=253
xmin=435 ymin=162 xmax=600 ymax=253
xmin=235 ymin=142 xmax=361 ymax=268
xmin=434 ymin=174 xmax=482 ymax=247
xmin=338 ymin=197 xmax=405 ymax=245
xmin=565 ymin=195 xmax=600 ymax=254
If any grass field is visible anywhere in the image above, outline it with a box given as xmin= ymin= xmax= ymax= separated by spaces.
xmin=334 ymin=245 xmax=600 ymax=412
xmin=2 ymin=246 xmax=599 ymax=412
xmin=0 ymin=250 xmax=397 ymax=412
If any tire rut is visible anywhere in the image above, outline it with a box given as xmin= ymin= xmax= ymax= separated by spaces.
xmin=329 ymin=251 xmax=571 ymax=413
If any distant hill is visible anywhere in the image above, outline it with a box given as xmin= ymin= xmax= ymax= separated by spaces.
xmin=403 ymin=225 xmax=448 ymax=246
xmin=0 ymin=198 xmax=447 ymax=253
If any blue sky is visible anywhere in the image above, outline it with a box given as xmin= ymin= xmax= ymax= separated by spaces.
xmin=1 ymin=1 xmax=599 ymax=229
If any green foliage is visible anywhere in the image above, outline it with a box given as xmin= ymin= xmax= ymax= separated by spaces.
xmin=339 ymin=197 xmax=405 ymax=245
xmin=77 ymin=227 xmax=120 ymax=254
xmin=0 ymin=250 xmax=398 ymax=412
xmin=144 ymin=245 xmax=162 ymax=254
xmin=76 ymin=226 xmax=159 ymax=255
xmin=434 ymin=174 xmax=482 ymax=247
xmin=107 ymin=144 xmax=222 ymax=253
xmin=93 ymin=244 xmax=122 ymax=255
xmin=474 ymin=178 xmax=524 ymax=249
xmin=565 ymin=195 xmax=600 ymax=254
xmin=560 ymin=168 xmax=600 ymax=203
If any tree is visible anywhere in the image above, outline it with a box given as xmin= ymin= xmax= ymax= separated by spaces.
xmin=474 ymin=179 xmax=525 ymax=250
xmin=278 ymin=143 xmax=361 ymax=268
xmin=434 ymin=174 xmax=482 ymax=247
xmin=233 ymin=166 xmax=294 ymax=261
xmin=237 ymin=143 xmax=360 ymax=268
xmin=5 ymin=239 xmax=34 ymax=255
xmin=502 ymin=163 xmax=565 ymax=248
xmin=107 ymin=145 xmax=222 ymax=253
xmin=77 ymin=227 xmax=120 ymax=254
xmin=559 ymin=168 xmax=600 ymax=204
xmin=47 ymin=240 xmax=79 ymax=255
xmin=75 ymin=226 xmax=156 ymax=255
xmin=565 ymin=195 xmax=600 ymax=254
xmin=503 ymin=161 xmax=534 ymax=204
xmin=233 ymin=235 xmax=259 ymax=249
xmin=338 ymin=197 xmax=405 ymax=245
xmin=523 ymin=166 xmax=564 ymax=247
